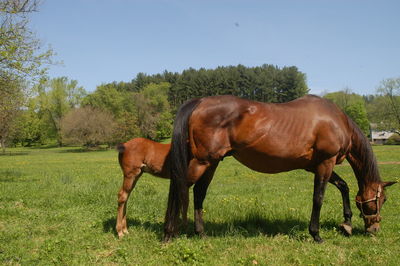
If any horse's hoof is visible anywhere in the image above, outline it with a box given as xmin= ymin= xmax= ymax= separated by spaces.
xmin=339 ymin=223 xmax=352 ymax=236
xmin=313 ymin=236 xmax=324 ymax=243
xmin=163 ymin=233 xmax=173 ymax=243
xmin=196 ymin=232 xmax=207 ymax=239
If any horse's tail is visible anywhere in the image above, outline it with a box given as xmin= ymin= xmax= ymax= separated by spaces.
xmin=164 ymin=98 xmax=201 ymax=240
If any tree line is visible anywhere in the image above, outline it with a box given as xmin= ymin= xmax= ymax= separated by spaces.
xmin=5 ymin=70 xmax=400 ymax=150
xmin=3 ymin=64 xmax=310 ymax=149
xmin=1 ymin=0 xmax=399 ymax=151
xmin=91 ymin=64 xmax=309 ymax=108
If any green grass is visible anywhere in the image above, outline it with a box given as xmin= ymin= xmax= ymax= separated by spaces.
xmin=1 ymin=145 xmax=399 ymax=265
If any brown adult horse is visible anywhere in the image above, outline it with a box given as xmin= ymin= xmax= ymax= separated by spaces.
xmin=116 ymin=138 xmax=188 ymax=238
xmin=164 ymin=95 xmax=396 ymax=243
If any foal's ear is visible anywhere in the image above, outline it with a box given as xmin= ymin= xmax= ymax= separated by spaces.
xmin=382 ymin=181 xmax=397 ymax=188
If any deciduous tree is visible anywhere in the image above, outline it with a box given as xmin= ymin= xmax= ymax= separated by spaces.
xmin=0 ymin=0 xmax=53 ymax=151
xmin=82 ymin=84 xmax=139 ymax=142
xmin=10 ymin=98 xmax=41 ymax=146
xmin=0 ymin=0 xmax=53 ymax=84
xmin=61 ymin=106 xmax=116 ymax=148
xmin=133 ymin=82 xmax=172 ymax=140
xmin=0 ymin=79 xmax=24 ymax=152
xmin=324 ymin=90 xmax=370 ymax=135
xmin=377 ymin=77 xmax=400 ymax=131
xmin=35 ymin=77 xmax=86 ymax=146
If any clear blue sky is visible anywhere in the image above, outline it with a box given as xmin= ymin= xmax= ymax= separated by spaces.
xmin=31 ymin=0 xmax=400 ymax=95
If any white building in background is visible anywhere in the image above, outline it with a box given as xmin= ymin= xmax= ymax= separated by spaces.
xmin=370 ymin=130 xmax=395 ymax=145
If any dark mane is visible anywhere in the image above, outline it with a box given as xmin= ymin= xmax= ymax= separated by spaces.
xmin=348 ymin=118 xmax=381 ymax=184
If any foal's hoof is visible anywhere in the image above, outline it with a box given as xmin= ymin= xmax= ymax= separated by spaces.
xmin=339 ymin=223 xmax=353 ymax=236
xmin=116 ymin=228 xmax=126 ymax=239
xmin=117 ymin=230 xmax=128 ymax=239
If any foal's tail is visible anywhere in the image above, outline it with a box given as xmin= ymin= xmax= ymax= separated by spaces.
xmin=116 ymin=143 xmax=125 ymax=153
xmin=164 ymin=98 xmax=201 ymax=240
xmin=116 ymin=143 xmax=125 ymax=167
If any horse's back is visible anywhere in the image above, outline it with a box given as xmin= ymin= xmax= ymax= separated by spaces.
xmin=189 ymin=95 xmax=352 ymax=173
xmin=119 ymin=138 xmax=171 ymax=177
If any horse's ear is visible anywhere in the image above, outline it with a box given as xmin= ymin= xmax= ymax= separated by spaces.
xmin=382 ymin=181 xmax=397 ymax=188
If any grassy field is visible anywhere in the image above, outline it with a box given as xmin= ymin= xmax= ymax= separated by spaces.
xmin=0 ymin=145 xmax=399 ymax=265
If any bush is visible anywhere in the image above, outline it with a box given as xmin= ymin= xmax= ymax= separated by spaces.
xmin=61 ymin=107 xmax=117 ymax=147
xmin=385 ymin=134 xmax=400 ymax=145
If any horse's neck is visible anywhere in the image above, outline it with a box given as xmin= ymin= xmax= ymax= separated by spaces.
xmin=346 ymin=119 xmax=381 ymax=192
xmin=347 ymin=149 xmax=380 ymax=193
xmin=347 ymin=153 xmax=368 ymax=192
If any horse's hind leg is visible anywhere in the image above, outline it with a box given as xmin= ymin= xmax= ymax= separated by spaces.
xmin=116 ymin=168 xmax=142 ymax=238
xmin=181 ymin=188 xmax=189 ymax=229
xmin=328 ymin=171 xmax=353 ymax=236
xmin=193 ymin=162 xmax=219 ymax=237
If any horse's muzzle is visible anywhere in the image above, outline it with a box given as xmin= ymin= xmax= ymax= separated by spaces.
xmin=365 ymin=222 xmax=380 ymax=234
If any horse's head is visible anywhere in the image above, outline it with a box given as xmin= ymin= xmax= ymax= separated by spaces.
xmin=356 ymin=181 xmax=396 ymax=234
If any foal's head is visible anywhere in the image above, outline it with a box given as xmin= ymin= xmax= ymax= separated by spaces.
xmin=356 ymin=181 xmax=396 ymax=234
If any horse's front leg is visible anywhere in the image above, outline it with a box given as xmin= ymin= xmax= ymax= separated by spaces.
xmin=116 ymin=168 xmax=141 ymax=238
xmin=309 ymin=159 xmax=335 ymax=243
xmin=328 ymin=171 xmax=353 ymax=236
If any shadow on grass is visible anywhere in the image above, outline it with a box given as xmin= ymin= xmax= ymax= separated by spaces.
xmin=57 ymin=147 xmax=111 ymax=153
xmin=29 ymin=144 xmax=60 ymax=149
xmin=102 ymin=213 xmax=366 ymax=240
xmin=0 ymin=151 xmax=30 ymax=156
xmin=204 ymin=215 xmax=308 ymax=238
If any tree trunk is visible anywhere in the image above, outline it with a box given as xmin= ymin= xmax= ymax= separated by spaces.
xmin=1 ymin=138 xmax=6 ymax=154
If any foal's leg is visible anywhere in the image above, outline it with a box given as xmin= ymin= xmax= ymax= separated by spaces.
xmin=309 ymin=158 xmax=335 ymax=243
xmin=328 ymin=171 xmax=353 ymax=236
xmin=116 ymin=168 xmax=142 ymax=238
xmin=193 ymin=162 xmax=218 ymax=236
